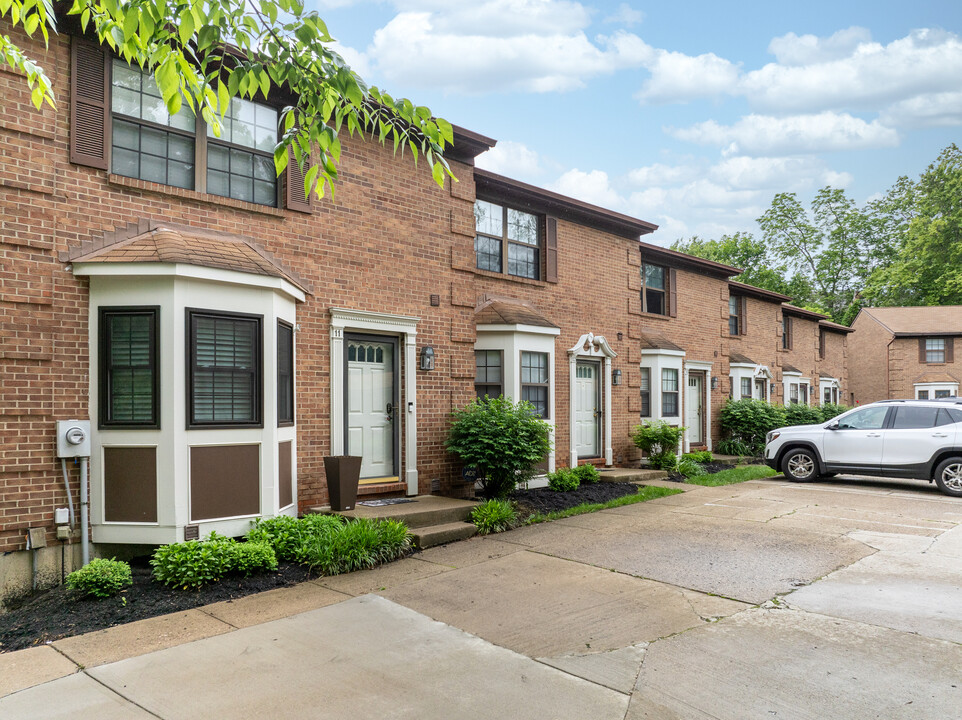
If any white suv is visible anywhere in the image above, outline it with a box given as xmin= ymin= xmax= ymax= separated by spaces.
xmin=764 ymin=399 xmax=962 ymax=497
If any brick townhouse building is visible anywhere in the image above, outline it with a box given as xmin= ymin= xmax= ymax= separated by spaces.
xmin=848 ymin=306 xmax=962 ymax=404
xmin=0 ymin=25 xmax=848 ymax=599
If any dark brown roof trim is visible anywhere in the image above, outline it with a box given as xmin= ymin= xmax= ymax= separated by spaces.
xmin=639 ymin=241 xmax=741 ymax=279
xmin=892 ymin=331 xmax=962 ymax=338
xmin=729 ymin=281 xmax=791 ymax=304
xmin=474 ymin=168 xmax=657 ymax=240
xmin=818 ymin=320 xmax=854 ymax=334
xmin=782 ymin=303 xmax=828 ymax=321
xmin=448 ymin=125 xmax=497 ymax=164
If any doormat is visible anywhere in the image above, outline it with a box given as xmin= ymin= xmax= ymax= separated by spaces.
xmin=357 ymin=498 xmax=416 ymax=507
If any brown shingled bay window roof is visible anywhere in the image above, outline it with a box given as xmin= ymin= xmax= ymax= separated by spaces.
xmin=475 ymin=297 xmax=558 ymax=328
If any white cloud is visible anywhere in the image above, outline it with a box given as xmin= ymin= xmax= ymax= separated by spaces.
xmin=636 ymin=49 xmax=739 ymax=104
xmin=604 ymin=3 xmax=644 ymax=27
xmin=767 ymin=26 xmax=872 ymax=66
xmin=548 ymin=169 xmax=625 ymax=209
xmin=669 ymin=112 xmax=899 ymax=156
xmin=330 ymin=41 xmax=373 ymax=79
xmin=880 ymin=91 xmax=962 ymax=128
xmin=742 ymin=29 xmax=962 ymax=113
xmin=358 ymin=2 xmax=651 ymax=93
xmin=627 ymin=162 xmax=699 ymax=187
xmin=708 ymin=156 xmax=851 ymax=191
xmin=475 ymin=140 xmax=542 ymax=178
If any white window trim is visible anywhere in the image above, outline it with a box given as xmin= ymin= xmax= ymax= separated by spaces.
xmin=567 ymin=333 xmax=617 ymax=467
xmin=730 ymin=363 xmax=772 ymax=402
xmin=330 ymin=308 xmax=419 ymax=496
xmin=819 ymin=376 xmax=841 ymax=405
xmin=683 ymin=360 xmax=713 ymax=453
xmin=641 ymin=348 xmax=686 ymax=426
xmin=782 ymin=372 xmax=811 ymax=406
xmin=914 ymin=381 xmax=959 ymax=399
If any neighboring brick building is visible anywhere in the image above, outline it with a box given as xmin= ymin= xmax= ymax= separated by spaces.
xmin=849 ymin=306 xmax=962 ymax=404
xmin=0 ymin=25 xmax=848 ymax=600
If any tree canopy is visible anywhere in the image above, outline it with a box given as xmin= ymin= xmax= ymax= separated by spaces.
xmin=674 ymin=144 xmax=962 ymax=324
xmin=0 ymin=0 xmax=455 ymax=197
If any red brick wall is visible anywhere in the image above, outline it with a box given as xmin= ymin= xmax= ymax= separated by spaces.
xmin=848 ymin=312 xmax=893 ymax=404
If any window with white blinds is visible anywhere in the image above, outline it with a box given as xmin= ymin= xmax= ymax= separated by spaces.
xmin=188 ymin=310 xmax=262 ymax=426
xmin=100 ymin=307 xmax=159 ymax=427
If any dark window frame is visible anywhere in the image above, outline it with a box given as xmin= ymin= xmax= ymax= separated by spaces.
xmin=661 ymin=368 xmax=679 ymax=417
xmin=640 ymin=366 xmax=651 ymax=417
xmin=729 ymin=296 xmax=741 ymax=336
xmin=641 ymin=263 xmax=668 ymax=316
xmin=277 ymin=319 xmax=295 ymax=427
xmin=782 ymin=315 xmax=792 ymax=350
xmin=475 ymin=349 xmax=504 ymax=400
xmin=99 ymin=306 xmax=160 ymax=429
xmin=474 ymin=199 xmax=543 ymax=281
xmin=925 ymin=338 xmax=947 ymax=364
xmin=186 ymin=308 xmax=264 ymax=429
xmin=520 ymin=350 xmax=550 ymax=418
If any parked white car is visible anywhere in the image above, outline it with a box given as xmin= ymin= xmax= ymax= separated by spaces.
xmin=764 ymin=399 xmax=962 ymax=497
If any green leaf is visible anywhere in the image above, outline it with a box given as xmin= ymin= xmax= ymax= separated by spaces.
xmin=178 ymin=9 xmax=196 ymax=47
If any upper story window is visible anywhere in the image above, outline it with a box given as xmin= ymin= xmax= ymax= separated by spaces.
xmin=641 ymin=263 xmax=667 ymax=315
xmin=110 ymin=60 xmax=278 ymax=207
xmin=520 ymin=351 xmax=549 ymax=417
xmin=475 ymin=350 xmax=503 ymax=400
xmin=781 ymin=316 xmax=793 ymax=350
xmin=925 ymin=338 xmax=946 ymax=363
xmin=474 ymin=200 xmax=541 ymax=280
xmin=728 ymin=296 xmax=741 ymax=335
xmin=819 ymin=330 xmax=826 ymax=359
xmin=99 ymin=307 xmax=159 ymax=428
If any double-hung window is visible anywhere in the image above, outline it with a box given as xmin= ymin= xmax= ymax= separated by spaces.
xmin=520 ymin=351 xmax=549 ymax=417
xmin=728 ymin=296 xmax=741 ymax=336
xmin=475 ymin=350 xmax=503 ymax=400
xmin=782 ymin=316 xmax=792 ymax=350
xmin=641 ymin=264 xmax=667 ymax=315
xmin=740 ymin=377 xmax=752 ymax=399
xmin=277 ymin=321 xmax=294 ymax=426
xmin=188 ymin=310 xmax=263 ymax=427
xmin=99 ymin=307 xmax=159 ymax=427
xmin=789 ymin=383 xmax=799 ymax=404
xmin=925 ymin=338 xmax=946 ymax=363
xmin=474 ymin=200 xmax=541 ymax=280
xmin=661 ymin=369 xmax=679 ymax=416
xmin=207 ymin=98 xmax=278 ymax=206
xmin=640 ymin=367 xmax=651 ymax=417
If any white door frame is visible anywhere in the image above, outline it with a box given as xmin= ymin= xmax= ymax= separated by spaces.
xmin=683 ymin=360 xmax=713 ymax=453
xmin=567 ymin=333 xmax=616 ymax=467
xmin=330 ymin=308 xmax=419 ymax=496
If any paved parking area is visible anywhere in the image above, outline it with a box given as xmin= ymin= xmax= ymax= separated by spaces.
xmin=3 ymin=474 xmax=962 ymax=718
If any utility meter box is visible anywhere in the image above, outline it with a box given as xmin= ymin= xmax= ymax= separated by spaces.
xmin=56 ymin=420 xmax=91 ymax=458
xmin=54 ymin=507 xmax=69 ymax=525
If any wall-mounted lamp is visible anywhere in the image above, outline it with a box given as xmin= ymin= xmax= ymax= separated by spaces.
xmin=617 ymin=332 xmax=624 ymax=341
xmin=612 ymin=369 xmax=622 ymax=386
xmin=711 ymin=376 xmax=719 ymax=390
xmin=770 ymin=382 xmax=777 ymax=395
xmin=419 ymin=346 xmax=435 ymax=371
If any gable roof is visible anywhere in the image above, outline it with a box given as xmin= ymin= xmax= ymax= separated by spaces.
xmin=856 ymin=306 xmax=962 ymax=336
xmin=475 ymin=298 xmax=558 ymax=328
xmin=63 ymin=220 xmax=312 ymax=295
xmin=640 ymin=332 xmax=685 ymax=352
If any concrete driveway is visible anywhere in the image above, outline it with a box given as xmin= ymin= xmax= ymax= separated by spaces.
xmin=3 ymin=474 xmax=962 ymax=718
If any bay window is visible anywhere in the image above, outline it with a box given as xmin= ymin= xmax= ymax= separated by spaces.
xmin=99 ymin=307 xmax=159 ymax=428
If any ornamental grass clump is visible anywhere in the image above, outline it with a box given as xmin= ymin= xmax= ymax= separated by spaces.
xmin=66 ymin=558 xmax=133 ymax=598
xmin=297 ymin=517 xmax=411 ymax=576
xmin=446 ymin=396 xmax=553 ymax=500
xmin=470 ymin=499 xmax=519 ymax=535
xmin=676 ymin=456 xmax=707 ymax=479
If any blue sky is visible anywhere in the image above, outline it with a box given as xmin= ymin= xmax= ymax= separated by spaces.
xmin=309 ymin=0 xmax=961 ymax=245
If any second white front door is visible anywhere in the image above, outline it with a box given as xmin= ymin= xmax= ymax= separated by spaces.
xmin=686 ymin=373 xmax=704 ymax=444
xmin=347 ymin=337 xmax=397 ymax=481
xmin=574 ymin=361 xmax=600 ymax=458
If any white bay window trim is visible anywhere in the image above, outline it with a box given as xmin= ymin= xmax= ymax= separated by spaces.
xmin=730 ymin=362 xmax=772 ymax=402
xmin=914 ymin=381 xmax=959 ymax=400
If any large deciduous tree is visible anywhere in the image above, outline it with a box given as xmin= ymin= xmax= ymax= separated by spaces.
xmin=0 ymin=0 xmax=454 ymax=197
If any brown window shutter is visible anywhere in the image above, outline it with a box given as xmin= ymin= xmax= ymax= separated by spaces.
xmin=70 ymin=37 xmax=110 ymax=170
xmin=740 ymin=296 xmax=747 ymax=335
xmin=545 ymin=216 xmax=558 ymax=282
xmin=819 ymin=330 xmax=826 ymax=359
xmin=919 ymin=338 xmax=926 ymax=363
xmin=788 ymin=317 xmax=793 ymax=350
xmin=668 ymin=268 xmax=677 ymax=317
xmin=948 ymin=338 xmax=955 ymax=363
xmin=285 ymin=147 xmax=313 ymax=213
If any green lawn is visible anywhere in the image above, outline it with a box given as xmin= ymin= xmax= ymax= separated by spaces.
xmin=685 ymin=464 xmax=778 ymax=487
xmin=527 ymin=485 xmax=682 ymax=524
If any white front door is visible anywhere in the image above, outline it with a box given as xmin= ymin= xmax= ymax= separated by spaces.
xmin=686 ymin=373 xmax=704 ymax=444
xmin=574 ymin=361 xmax=600 ymax=458
xmin=347 ymin=338 xmax=396 ymax=481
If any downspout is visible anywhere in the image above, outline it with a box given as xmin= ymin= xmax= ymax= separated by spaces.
xmin=80 ymin=457 xmax=90 ymax=565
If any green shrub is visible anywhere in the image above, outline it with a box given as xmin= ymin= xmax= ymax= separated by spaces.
xmin=681 ymin=450 xmax=713 ymax=464
xmin=818 ymin=403 xmax=851 ymax=422
xmin=719 ymin=399 xmax=786 ymax=455
xmin=470 ymin=499 xmax=518 ymax=535
xmin=631 ymin=420 xmax=685 ymax=469
xmin=248 ymin=514 xmax=342 ymax=563
xmin=572 ymin=463 xmax=601 ymax=484
xmin=151 ymin=538 xmax=230 ymax=590
xmin=446 ymin=396 xmax=553 ymax=499
xmin=676 ymin=457 xmax=707 ymax=478
xmin=547 ymin=467 xmax=580 ymax=492
xmin=297 ymin=518 xmax=411 ymax=575
xmin=228 ymin=542 xmax=278 ymax=576
xmin=66 ymin=558 xmax=133 ymax=598
xmin=716 ymin=438 xmax=754 ymax=456
xmin=783 ymin=403 xmax=823 ymax=426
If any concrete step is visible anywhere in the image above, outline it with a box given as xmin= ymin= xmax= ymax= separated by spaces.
xmin=412 ymin=521 xmax=478 ymax=549
xmin=310 ymin=495 xmax=478 ymax=529
xmin=597 ymin=468 xmax=669 ymax=483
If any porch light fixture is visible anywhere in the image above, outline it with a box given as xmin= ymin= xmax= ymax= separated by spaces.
xmin=770 ymin=382 xmax=777 ymax=395
xmin=711 ymin=376 xmax=719 ymax=390
xmin=419 ymin=346 xmax=435 ymax=371
xmin=612 ymin=369 xmax=622 ymax=386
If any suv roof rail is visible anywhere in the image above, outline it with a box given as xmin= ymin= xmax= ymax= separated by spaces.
xmin=875 ymin=399 xmax=908 ymax=403
xmin=932 ymin=396 xmax=962 ymax=404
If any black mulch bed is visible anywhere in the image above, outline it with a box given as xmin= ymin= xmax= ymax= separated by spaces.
xmin=509 ymin=481 xmax=640 ymax=515
xmin=0 ymin=556 xmax=318 ymax=653
xmin=665 ymin=462 xmax=736 ymax=482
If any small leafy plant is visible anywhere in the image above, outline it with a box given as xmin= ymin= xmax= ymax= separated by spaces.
xmin=632 ymin=420 xmax=685 ymax=469
xmin=66 ymin=558 xmax=133 ymax=598
xmin=676 ymin=456 xmax=707 ymax=478
xmin=151 ymin=533 xmax=278 ymax=589
xmin=470 ymin=499 xmax=519 ymax=535
xmin=572 ymin=463 xmax=601 ymax=484
xmin=681 ymin=450 xmax=713 ymax=464
xmin=547 ymin=467 xmax=580 ymax=492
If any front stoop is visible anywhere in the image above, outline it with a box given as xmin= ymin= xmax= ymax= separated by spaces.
xmin=309 ymin=495 xmax=479 ymax=549
xmin=597 ymin=468 xmax=669 ymax=483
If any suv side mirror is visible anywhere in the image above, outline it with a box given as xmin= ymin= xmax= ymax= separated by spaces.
xmin=827 ymin=422 xmax=839 ymax=431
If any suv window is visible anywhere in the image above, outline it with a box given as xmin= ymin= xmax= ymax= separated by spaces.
xmin=937 ymin=408 xmax=962 ymax=425
xmin=891 ymin=406 xmax=940 ymax=429
xmin=836 ymin=406 xmax=888 ymax=430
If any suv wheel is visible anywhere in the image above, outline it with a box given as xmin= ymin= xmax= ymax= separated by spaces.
xmin=782 ymin=448 xmax=818 ymax=482
xmin=934 ymin=458 xmax=962 ymax=497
